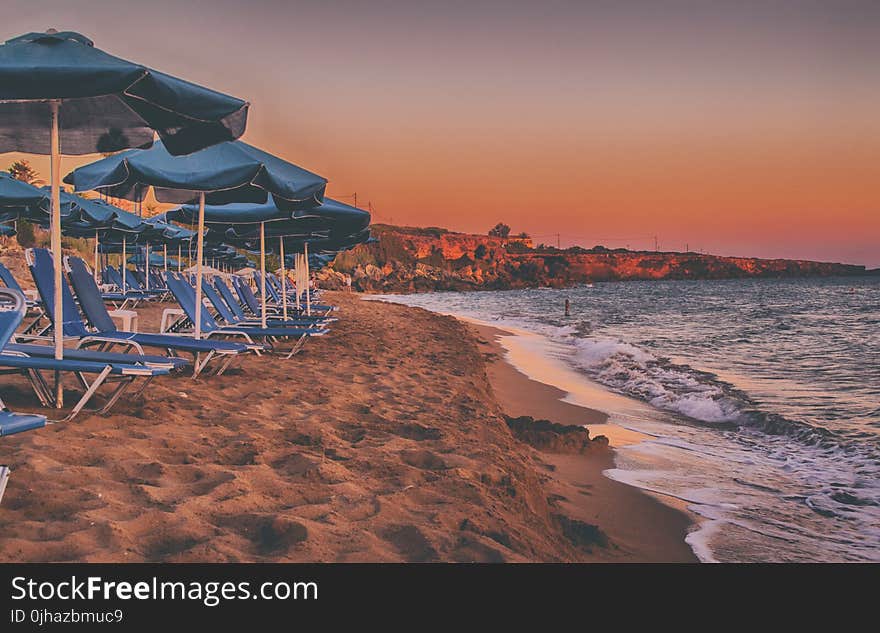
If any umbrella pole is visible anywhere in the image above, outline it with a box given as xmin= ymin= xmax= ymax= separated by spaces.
xmin=194 ymin=192 xmax=206 ymax=339
xmin=122 ymin=236 xmax=127 ymax=292
xmin=305 ymin=242 xmax=311 ymax=316
xmin=164 ymin=244 xmax=168 ymax=273
xmin=279 ymin=237 xmax=287 ymax=321
xmin=178 ymin=244 xmax=182 ymax=273
xmin=94 ymin=230 xmax=100 ymax=283
xmin=295 ymin=253 xmax=301 ymax=311
xmin=259 ymin=222 xmax=267 ymax=329
xmin=49 ymin=100 xmax=63 ymax=407
xmin=145 ymin=243 xmax=150 ymax=291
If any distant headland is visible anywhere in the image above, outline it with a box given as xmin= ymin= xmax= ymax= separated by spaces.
xmin=319 ymin=224 xmax=877 ymax=293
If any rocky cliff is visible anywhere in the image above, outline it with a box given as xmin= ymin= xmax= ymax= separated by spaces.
xmin=314 ymin=224 xmax=872 ymax=293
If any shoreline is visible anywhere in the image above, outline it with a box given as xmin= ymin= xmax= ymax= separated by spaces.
xmin=0 ymin=292 xmax=696 ymax=562
xmin=465 ymin=321 xmax=698 ymax=563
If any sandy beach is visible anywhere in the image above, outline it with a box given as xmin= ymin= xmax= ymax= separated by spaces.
xmin=0 ymin=292 xmax=695 ymax=562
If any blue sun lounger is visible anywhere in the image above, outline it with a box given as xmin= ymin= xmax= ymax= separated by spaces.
xmin=0 ymin=261 xmax=47 ymax=335
xmin=104 ymin=266 xmax=159 ymax=300
xmin=258 ymin=271 xmax=322 ymax=308
xmin=0 ymin=262 xmax=36 ymax=307
xmin=0 ymin=287 xmax=47 ymax=445
xmin=0 ymin=286 xmax=170 ymax=421
xmin=264 ymin=272 xmax=322 ymax=305
xmin=233 ymin=275 xmax=336 ymax=320
xmin=164 ymin=273 xmax=325 ymax=358
xmin=119 ymin=267 xmax=164 ymax=298
xmin=210 ymin=278 xmax=334 ymax=328
xmin=27 ymin=248 xmax=185 ymax=365
xmin=201 ymin=281 xmax=327 ymax=330
xmin=0 ymin=401 xmax=46 ymax=504
xmin=64 ymin=256 xmax=255 ymax=377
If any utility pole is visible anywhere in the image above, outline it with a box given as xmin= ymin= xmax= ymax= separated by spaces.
xmin=654 ymin=235 xmax=659 ymax=252
xmin=556 ymin=233 xmax=560 ymax=249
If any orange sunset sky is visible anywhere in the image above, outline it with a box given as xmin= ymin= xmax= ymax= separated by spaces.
xmin=3 ymin=0 xmax=879 ymax=266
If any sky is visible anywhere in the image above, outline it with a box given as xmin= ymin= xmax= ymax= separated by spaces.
xmin=2 ymin=0 xmax=879 ymax=266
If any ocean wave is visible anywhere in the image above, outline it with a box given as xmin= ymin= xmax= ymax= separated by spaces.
xmin=567 ymin=336 xmax=747 ymax=424
xmin=562 ymin=333 xmax=875 ymax=452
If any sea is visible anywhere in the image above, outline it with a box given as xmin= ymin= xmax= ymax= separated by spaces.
xmin=372 ymin=276 xmax=880 ymax=562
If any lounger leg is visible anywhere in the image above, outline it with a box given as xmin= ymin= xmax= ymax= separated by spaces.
xmin=27 ymin=369 xmax=53 ymax=407
xmin=193 ymin=350 xmax=216 ymax=378
xmin=64 ymin=365 xmax=113 ymax=421
xmin=74 ymin=370 xmax=90 ymax=391
xmin=283 ymin=335 xmax=308 ymax=359
xmin=215 ymin=352 xmax=237 ymax=376
xmin=131 ymin=375 xmax=154 ymax=399
xmin=90 ymin=380 xmax=131 ymax=418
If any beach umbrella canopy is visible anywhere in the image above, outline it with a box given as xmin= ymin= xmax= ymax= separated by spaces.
xmin=0 ymin=30 xmax=249 ymax=395
xmin=65 ymin=140 xmax=327 ymax=210
xmin=143 ymin=216 xmax=197 ymax=245
xmin=171 ymin=196 xmax=370 ymax=235
xmin=272 ymin=227 xmax=373 ymax=254
xmin=65 ymin=141 xmax=330 ymax=333
xmin=127 ymin=252 xmax=180 ymax=268
xmin=98 ymin=242 xmax=139 ymax=255
xmin=0 ymin=172 xmax=47 ymax=214
xmin=0 ymin=31 xmax=248 ymax=156
xmin=0 ymin=183 xmax=139 ymax=236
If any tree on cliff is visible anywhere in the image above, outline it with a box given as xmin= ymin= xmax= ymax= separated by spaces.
xmin=488 ymin=222 xmax=511 ymax=238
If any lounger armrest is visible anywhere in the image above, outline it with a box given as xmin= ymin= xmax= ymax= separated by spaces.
xmin=77 ymin=336 xmax=146 ymax=356
xmin=120 ymin=365 xmax=169 ymax=376
xmin=207 ymin=330 xmax=256 ymax=345
xmin=0 ymin=349 xmax=30 ymax=358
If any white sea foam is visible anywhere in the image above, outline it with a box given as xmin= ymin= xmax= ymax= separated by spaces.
xmin=368 ymin=286 xmax=880 ymax=561
xmin=567 ymin=336 xmax=744 ymax=424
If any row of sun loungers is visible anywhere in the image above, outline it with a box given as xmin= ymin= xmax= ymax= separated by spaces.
xmin=0 ymin=252 xmax=338 ymax=502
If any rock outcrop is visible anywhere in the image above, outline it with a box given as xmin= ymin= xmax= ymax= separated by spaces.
xmin=504 ymin=415 xmax=609 ymax=454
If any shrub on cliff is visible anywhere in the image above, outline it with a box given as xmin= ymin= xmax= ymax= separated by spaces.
xmin=505 ymin=240 xmax=532 ymax=254
xmin=488 ymin=222 xmax=511 ymax=238
xmin=331 ymin=245 xmax=377 ymax=273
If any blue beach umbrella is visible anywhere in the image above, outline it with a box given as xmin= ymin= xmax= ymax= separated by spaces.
xmin=170 ymin=197 xmax=370 ymax=317
xmin=127 ymin=252 xmax=180 ymax=268
xmin=65 ymin=140 xmax=327 ymax=210
xmin=0 ymin=172 xmax=48 ymax=214
xmin=66 ymin=141 xmax=329 ymax=332
xmin=0 ymin=29 xmax=249 ymax=400
xmin=0 ymin=31 xmax=248 ymax=155
xmin=172 ymin=196 xmax=370 ymax=236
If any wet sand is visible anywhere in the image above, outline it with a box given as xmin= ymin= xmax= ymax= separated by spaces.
xmin=468 ymin=323 xmax=697 ymax=562
xmin=0 ymin=291 xmax=695 ymax=562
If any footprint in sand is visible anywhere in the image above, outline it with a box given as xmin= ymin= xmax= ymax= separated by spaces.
xmin=400 ymin=449 xmax=448 ymax=470
xmin=213 ymin=514 xmax=308 ymax=556
xmin=381 ymin=524 xmax=438 ymax=562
